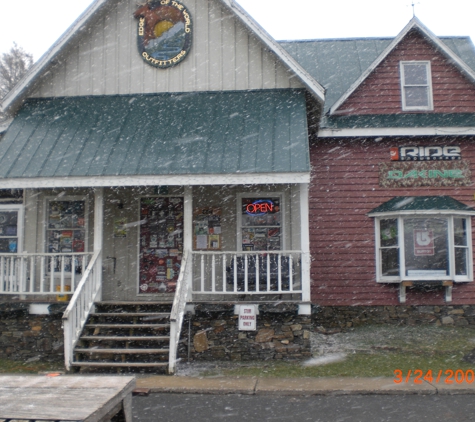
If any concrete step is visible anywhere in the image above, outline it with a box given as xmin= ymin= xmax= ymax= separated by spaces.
xmin=75 ymin=348 xmax=169 ymax=354
xmin=92 ymin=312 xmax=170 ymax=318
xmin=80 ymin=335 xmax=170 ymax=341
xmin=71 ymin=362 xmax=169 ymax=368
xmin=85 ymin=323 xmax=170 ymax=328
xmin=96 ymin=301 xmax=173 ymax=304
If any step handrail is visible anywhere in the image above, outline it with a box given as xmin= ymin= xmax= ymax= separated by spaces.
xmin=62 ymin=250 xmax=102 ymax=371
xmin=168 ymin=249 xmax=191 ymax=374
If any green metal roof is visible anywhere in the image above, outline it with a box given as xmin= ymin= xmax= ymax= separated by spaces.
xmin=320 ymin=113 xmax=475 ymax=130
xmin=0 ymin=90 xmax=309 ymax=180
xmin=368 ymin=196 xmax=475 ymax=214
xmin=280 ymin=36 xmax=475 ymax=114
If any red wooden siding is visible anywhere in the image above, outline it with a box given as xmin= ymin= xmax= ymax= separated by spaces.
xmin=309 ymin=136 xmax=475 ymax=306
xmin=335 ymin=30 xmax=475 ymax=115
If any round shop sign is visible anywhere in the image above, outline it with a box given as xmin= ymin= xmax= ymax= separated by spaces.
xmin=134 ymin=0 xmax=192 ymax=69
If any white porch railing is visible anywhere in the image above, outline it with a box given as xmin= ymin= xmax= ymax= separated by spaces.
xmin=191 ymin=251 xmax=303 ymax=297
xmin=62 ymin=250 xmax=102 ymax=371
xmin=0 ymin=253 xmax=93 ymax=295
xmin=168 ymin=249 xmax=192 ymax=375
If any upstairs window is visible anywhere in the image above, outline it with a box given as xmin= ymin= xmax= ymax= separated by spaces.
xmin=400 ymin=61 xmax=433 ymax=111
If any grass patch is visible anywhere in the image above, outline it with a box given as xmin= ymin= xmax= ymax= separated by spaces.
xmin=0 ymin=358 xmax=63 ymax=374
xmin=205 ymin=352 xmax=474 ymax=378
xmin=201 ymin=325 xmax=475 ymax=379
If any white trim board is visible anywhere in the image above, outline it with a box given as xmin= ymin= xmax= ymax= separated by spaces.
xmin=0 ymin=172 xmax=311 ymax=189
xmin=318 ymin=127 xmax=475 ymax=137
xmin=328 ymin=17 xmax=475 ymax=115
xmin=0 ymin=0 xmax=324 ymax=115
xmin=368 ymin=210 xmax=475 ymax=218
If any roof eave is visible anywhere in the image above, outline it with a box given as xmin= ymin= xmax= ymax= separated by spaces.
xmin=0 ymin=118 xmax=13 ymax=135
xmin=317 ymin=126 xmax=475 ymax=137
xmin=368 ymin=210 xmax=475 ymax=217
xmin=328 ymin=17 xmax=475 ymax=116
xmin=1 ymin=0 xmax=326 ymax=115
xmin=0 ymin=0 xmax=109 ymax=115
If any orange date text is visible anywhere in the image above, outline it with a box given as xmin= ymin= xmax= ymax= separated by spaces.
xmin=394 ymin=369 xmax=475 ymax=384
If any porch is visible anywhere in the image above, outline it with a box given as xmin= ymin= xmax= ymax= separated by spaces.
xmin=0 ymin=183 xmax=311 ymax=373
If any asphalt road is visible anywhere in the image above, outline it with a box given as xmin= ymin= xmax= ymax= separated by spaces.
xmin=132 ymin=393 xmax=475 ymax=421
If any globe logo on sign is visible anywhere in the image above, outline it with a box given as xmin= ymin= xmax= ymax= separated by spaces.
xmin=134 ymin=1 xmax=192 ymax=69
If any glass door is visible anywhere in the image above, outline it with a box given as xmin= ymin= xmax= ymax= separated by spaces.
xmin=138 ymin=197 xmax=184 ymax=294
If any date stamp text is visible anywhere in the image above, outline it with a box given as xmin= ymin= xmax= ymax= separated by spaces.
xmin=394 ymin=369 xmax=475 ymax=384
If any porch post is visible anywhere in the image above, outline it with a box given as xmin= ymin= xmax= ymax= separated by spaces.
xmin=94 ymin=187 xmax=104 ymax=301
xmin=184 ymin=186 xmax=193 ymax=302
xmin=299 ymin=183 xmax=311 ymax=315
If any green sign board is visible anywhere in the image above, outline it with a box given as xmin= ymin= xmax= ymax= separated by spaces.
xmin=379 ymin=160 xmax=472 ymax=188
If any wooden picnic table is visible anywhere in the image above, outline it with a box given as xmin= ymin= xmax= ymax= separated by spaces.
xmin=0 ymin=375 xmax=135 ymax=422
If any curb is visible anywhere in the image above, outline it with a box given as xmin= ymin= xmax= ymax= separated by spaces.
xmin=136 ymin=376 xmax=475 ymax=396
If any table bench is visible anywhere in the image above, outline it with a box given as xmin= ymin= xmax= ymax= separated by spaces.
xmin=0 ymin=375 xmax=135 ymax=422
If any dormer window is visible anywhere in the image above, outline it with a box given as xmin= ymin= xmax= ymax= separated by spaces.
xmin=400 ymin=61 xmax=433 ymax=111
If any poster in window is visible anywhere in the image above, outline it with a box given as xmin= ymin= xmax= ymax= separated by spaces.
xmin=241 ymin=197 xmax=281 ymax=251
xmin=46 ymin=201 xmax=86 ymax=255
xmin=193 ymin=207 xmax=222 ymax=250
xmin=0 ymin=211 xmax=19 ymax=253
xmin=414 ymin=229 xmax=435 ymax=256
xmin=139 ymin=197 xmax=184 ymax=294
xmin=114 ymin=217 xmax=127 ymax=238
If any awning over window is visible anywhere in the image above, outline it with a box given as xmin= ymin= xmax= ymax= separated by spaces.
xmin=368 ymin=196 xmax=475 ymax=216
xmin=0 ymin=90 xmax=309 ymax=186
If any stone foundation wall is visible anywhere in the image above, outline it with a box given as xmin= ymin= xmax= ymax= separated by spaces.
xmin=0 ymin=303 xmax=65 ymax=362
xmin=313 ymin=305 xmax=475 ymax=329
xmin=3 ymin=302 xmax=475 ymax=365
xmin=181 ymin=304 xmax=312 ymax=362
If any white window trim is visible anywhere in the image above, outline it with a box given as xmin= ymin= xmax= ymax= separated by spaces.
xmin=400 ymin=60 xmax=434 ymax=111
xmin=237 ymin=192 xmax=285 ymax=252
xmin=0 ymin=204 xmax=24 ymax=254
xmin=43 ymin=195 xmax=89 ymax=254
xmin=374 ymin=213 xmax=473 ymax=283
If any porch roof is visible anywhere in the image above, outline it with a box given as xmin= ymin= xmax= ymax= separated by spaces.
xmin=0 ymin=90 xmax=310 ymax=187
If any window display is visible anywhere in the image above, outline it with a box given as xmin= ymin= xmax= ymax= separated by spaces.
xmin=46 ymin=200 xmax=86 ymax=254
xmin=139 ymin=197 xmax=183 ymax=294
xmin=0 ymin=208 xmax=21 ymax=253
xmin=241 ymin=197 xmax=281 ymax=251
xmin=193 ymin=207 xmax=221 ymax=250
xmin=376 ymin=216 xmax=472 ymax=282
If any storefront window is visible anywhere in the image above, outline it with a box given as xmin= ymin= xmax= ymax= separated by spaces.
xmin=380 ymin=218 xmax=399 ymax=277
xmin=375 ymin=215 xmax=472 ymax=282
xmin=241 ymin=197 xmax=281 ymax=251
xmin=46 ymin=199 xmax=86 ymax=254
xmin=0 ymin=205 xmax=23 ymax=253
xmin=454 ymin=217 xmax=469 ymax=276
xmin=404 ymin=218 xmax=448 ymax=277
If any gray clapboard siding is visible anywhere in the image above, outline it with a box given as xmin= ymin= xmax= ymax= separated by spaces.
xmin=32 ymin=0 xmax=302 ymax=99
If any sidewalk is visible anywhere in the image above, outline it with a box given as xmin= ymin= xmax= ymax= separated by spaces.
xmin=136 ymin=375 xmax=475 ymax=396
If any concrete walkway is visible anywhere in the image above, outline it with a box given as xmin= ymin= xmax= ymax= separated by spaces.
xmin=136 ymin=375 xmax=475 ymax=396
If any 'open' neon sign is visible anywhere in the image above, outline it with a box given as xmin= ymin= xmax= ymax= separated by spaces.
xmin=246 ymin=200 xmax=275 ymax=215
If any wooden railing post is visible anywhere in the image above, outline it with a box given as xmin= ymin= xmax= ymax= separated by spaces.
xmin=93 ymin=187 xmax=104 ymax=302
xmin=299 ymin=183 xmax=312 ymax=315
xmin=184 ymin=186 xmax=193 ymax=302
xmin=169 ymin=250 xmax=191 ymax=374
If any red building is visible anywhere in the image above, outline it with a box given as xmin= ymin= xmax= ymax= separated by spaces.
xmin=283 ymin=17 xmax=475 ymax=308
